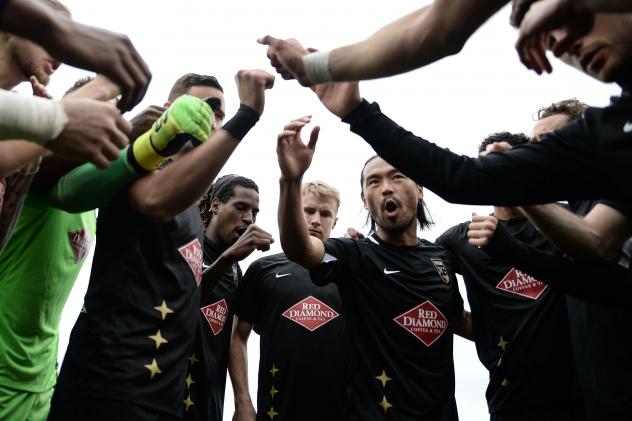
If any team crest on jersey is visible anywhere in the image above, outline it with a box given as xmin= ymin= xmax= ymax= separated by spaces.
xmin=496 ymin=268 xmax=548 ymax=300
xmin=68 ymin=229 xmax=91 ymax=263
xmin=393 ymin=301 xmax=448 ymax=347
xmin=178 ymin=238 xmax=203 ymax=286
xmin=430 ymin=257 xmax=450 ymax=284
xmin=282 ymin=296 xmax=339 ymax=332
xmin=201 ymin=298 xmax=228 ymax=335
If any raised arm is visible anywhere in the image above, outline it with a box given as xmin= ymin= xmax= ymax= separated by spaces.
xmin=520 ymin=203 xmax=632 ymax=261
xmin=276 ymin=117 xmax=325 ymax=268
xmin=129 ymin=70 xmax=274 ymax=222
xmin=258 ymin=0 xmax=507 ymax=85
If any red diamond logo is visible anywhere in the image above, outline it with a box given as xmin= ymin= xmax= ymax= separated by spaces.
xmin=282 ymin=296 xmax=339 ymax=332
xmin=201 ymin=298 xmax=228 ymax=335
xmin=178 ymin=238 xmax=203 ymax=286
xmin=496 ymin=268 xmax=548 ymax=300
xmin=68 ymin=229 xmax=91 ymax=263
xmin=393 ymin=301 xmax=448 ymax=347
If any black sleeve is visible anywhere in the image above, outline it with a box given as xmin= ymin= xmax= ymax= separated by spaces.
xmin=485 ymin=222 xmax=632 ymax=306
xmin=343 ymin=100 xmax=604 ymax=205
xmin=234 ymin=260 xmax=262 ymax=325
xmin=309 ymin=238 xmax=355 ymax=287
xmin=0 ymin=0 xmax=11 ymax=19
xmin=435 ymin=226 xmax=463 ymax=275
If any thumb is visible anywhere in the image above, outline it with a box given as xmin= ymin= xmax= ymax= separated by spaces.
xmin=308 ymin=126 xmax=320 ymax=150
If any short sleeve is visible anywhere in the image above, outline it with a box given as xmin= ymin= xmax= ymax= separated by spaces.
xmin=309 ymin=237 xmax=356 ymax=286
xmin=234 ymin=260 xmax=262 ymax=325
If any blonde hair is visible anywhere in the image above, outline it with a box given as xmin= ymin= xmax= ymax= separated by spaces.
xmin=302 ymin=181 xmax=340 ymax=211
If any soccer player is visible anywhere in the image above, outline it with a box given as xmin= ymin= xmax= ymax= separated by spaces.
xmin=48 ymin=69 xmax=274 ymax=420
xmin=275 ymin=117 xmax=472 ymax=420
xmin=0 ymin=75 xmax=210 ymax=421
xmin=307 ymin=13 xmax=632 ymax=204
xmin=436 ymin=131 xmax=582 ymax=421
xmin=230 ymin=175 xmax=345 ymax=421
xmin=183 ymin=174 xmax=273 ymax=420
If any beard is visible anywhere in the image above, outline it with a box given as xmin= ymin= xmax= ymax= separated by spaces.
xmin=12 ymin=39 xmax=51 ymax=85
xmin=372 ymin=211 xmax=417 ymax=236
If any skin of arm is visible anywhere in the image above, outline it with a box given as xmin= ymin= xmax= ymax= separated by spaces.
xmin=129 ymin=69 xmax=274 ymax=222
xmin=276 ymin=118 xmax=325 ymax=268
xmin=228 ymin=319 xmax=257 ymax=421
xmin=0 ymin=141 xmax=44 ymax=178
xmin=453 ymin=310 xmax=474 ymax=341
xmin=329 ymin=0 xmax=508 ymax=81
xmin=520 ymin=203 xmax=632 ymax=261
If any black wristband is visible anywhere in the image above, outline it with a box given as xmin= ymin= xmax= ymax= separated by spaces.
xmin=222 ymin=104 xmax=260 ymax=141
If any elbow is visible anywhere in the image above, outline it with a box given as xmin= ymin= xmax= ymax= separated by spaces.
xmin=129 ymin=193 xmax=174 ymax=223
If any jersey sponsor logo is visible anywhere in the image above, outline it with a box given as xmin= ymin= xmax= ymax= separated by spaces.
xmin=201 ymin=298 xmax=229 ymax=335
xmin=275 ymin=272 xmax=291 ymax=278
xmin=624 ymin=121 xmax=632 ymax=133
xmin=178 ymin=238 xmax=203 ymax=286
xmin=430 ymin=257 xmax=450 ymax=284
xmin=282 ymin=296 xmax=339 ymax=332
xmin=383 ymin=268 xmax=401 ymax=275
xmin=68 ymin=229 xmax=91 ymax=263
xmin=496 ymin=268 xmax=548 ymax=300
xmin=393 ymin=301 xmax=448 ymax=346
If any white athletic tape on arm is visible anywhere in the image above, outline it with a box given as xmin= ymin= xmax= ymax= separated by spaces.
xmin=0 ymin=90 xmax=68 ymax=145
xmin=303 ymin=51 xmax=334 ymax=84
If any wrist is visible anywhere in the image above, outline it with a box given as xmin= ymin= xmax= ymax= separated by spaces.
xmin=303 ymin=51 xmax=334 ymax=85
xmin=222 ymin=104 xmax=259 ymax=141
xmin=279 ymin=175 xmax=303 ymax=185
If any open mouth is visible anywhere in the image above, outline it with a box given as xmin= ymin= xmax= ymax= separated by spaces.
xmin=383 ymin=199 xmax=399 ymax=215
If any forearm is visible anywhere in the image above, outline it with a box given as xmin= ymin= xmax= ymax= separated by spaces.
xmin=0 ymin=141 xmax=44 ymax=178
xmin=201 ymin=253 xmax=234 ymax=303
xmin=64 ymin=75 xmax=120 ymax=102
xmin=329 ymin=0 xmax=506 ymax=81
xmin=345 ymin=100 xmax=595 ymax=205
xmin=229 ymin=324 xmax=254 ymax=409
xmin=0 ymin=91 xmax=67 ymax=144
xmin=36 ymin=147 xmax=136 ymax=212
xmin=485 ymin=222 xmax=632 ymax=305
xmin=278 ymin=178 xmax=323 ymax=267
xmin=0 ymin=0 xmax=59 ymax=41
xmin=454 ymin=310 xmax=474 ymax=341
xmin=520 ymin=203 xmax=611 ymax=261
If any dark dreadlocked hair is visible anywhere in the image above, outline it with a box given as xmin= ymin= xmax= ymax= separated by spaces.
xmin=360 ymin=155 xmax=433 ymax=233
xmin=198 ymin=174 xmax=259 ymax=230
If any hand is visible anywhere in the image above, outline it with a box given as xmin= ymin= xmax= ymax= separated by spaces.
xmin=257 ymin=35 xmax=310 ymax=85
xmin=224 ymin=225 xmax=274 ymax=262
xmin=479 ymin=141 xmax=513 ymax=157
xmin=515 ymin=0 xmax=593 ymax=74
xmin=277 ymin=116 xmax=319 ymax=181
xmin=232 ymin=406 xmax=256 ymax=421
xmin=467 ymin=213 xmax=498 ymax=248
xmin=64 ymin=74 xmax=121 ymax=102
xmin=30 ymin=76 xmax=52 ymax=99
xmin=47 ymin=19 xmax=151 ymax=112
xmin=51 ymin=98 xmax=131 ymax=168
xmin=234 ymin=69 xmax=275 ymax=115
xmin=312 ymin=82 xmax=362 ymax=119
xmin=344 ymin=227 xmax=365 ymax=239
xmin=128 ymin=105 xmax=165 ymax=142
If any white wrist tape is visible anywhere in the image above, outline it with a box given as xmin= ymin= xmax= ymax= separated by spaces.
xmin=0 ymin=90 xmax=68 ymax=145
xmin=303 ymin=51 xmax=334 ymax=84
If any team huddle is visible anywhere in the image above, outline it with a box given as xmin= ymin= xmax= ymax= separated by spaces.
xmin=1 ymin=0 xmax=632 ymax=420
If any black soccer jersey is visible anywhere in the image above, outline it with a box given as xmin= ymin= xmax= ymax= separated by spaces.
xmin=310 ymin=233 xmax=463 ymax=421
xmin=343 ymin=94 xmax=632 ymax=204
xmin=184 ymin=238 xmax=242 ymax=421
xmin=50 ymin=191 xmax=204 ymax=418
xmin=565 ymin=200 xmax=632 ymax=421
xmin=235 ymin=253 xmax=346 ymax=421
xmin=437 ymin=219 xmax=580 ymax=414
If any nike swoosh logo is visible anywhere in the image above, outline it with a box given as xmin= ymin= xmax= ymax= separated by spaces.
xmin=383 ymin=269 xmax=400 ymax=275
xmin=275 ymin=273 xmax=291 ymax=278
xmin=624 ymin=121 xmax=632 ymax=133
xmin=202 ymin=263 xmax=210 ymax=269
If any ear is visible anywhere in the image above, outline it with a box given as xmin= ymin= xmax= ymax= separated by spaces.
xmin=361 ymin=193 xmax=368 ymax=209
xmin=417 ymin=185 xmax=424 ymax=200
xmin=163 ymin=101 xmax=171 ymax=108
xmin=211 ymin=199 xmax=221 ymax=215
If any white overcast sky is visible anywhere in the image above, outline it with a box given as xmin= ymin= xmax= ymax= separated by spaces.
xmin=19 ymin=0 xmax=619 ymax=419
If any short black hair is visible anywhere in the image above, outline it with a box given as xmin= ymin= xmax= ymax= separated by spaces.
xmin=478 ymin=131 xmax=530 ymax=154
xmin=168 ymin=73 xmax=223 ymax=102
xmin=198 ymin=175 xmax=259 ymax=230
xmin=360 ymin=155 xmax=433 ymax=232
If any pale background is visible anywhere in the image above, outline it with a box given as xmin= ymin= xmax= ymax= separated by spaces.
xmin=16 ymin=0 xmax=618 ymax=419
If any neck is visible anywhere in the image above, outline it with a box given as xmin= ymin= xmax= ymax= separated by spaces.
xmin=493 ymin=206 xmax=523 ymax=221
xmin=375 ymin=225 xmax=418 ymax=246
xmin=205 ymin=223 xmax=228 ymax=252
xmin=0 ymin=44 xmax=26 ymax=90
